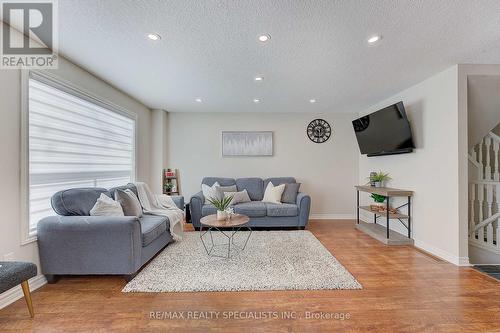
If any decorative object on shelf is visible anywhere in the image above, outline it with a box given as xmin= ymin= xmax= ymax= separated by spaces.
xmin=222 ymin=131 xmax=273 ymax=156
xmin=307 ymin=119 xmax=331 ymax=143
xmin=370 ymin=193 xmax=387 ymax=211
xmin=369 ymin=172 xmax=377 ymax=186
xmin=206 ymin=195 xmax=234 ymax=221
xmin=368 ymin=171 xmax=391 ymax=187
xmin=163 ymin=168 xmax=180 ymax=195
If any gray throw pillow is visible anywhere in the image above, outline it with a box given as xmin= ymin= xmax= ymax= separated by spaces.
xmin=116 ymin=189 xmax=143 ymax=217
xmin=281 ymin=183 xmax=301 ymax=204
xmin=214 ymin=185 xmax=237 ymax=200
xmin=224 ymin=189 xmax=251 ymax=205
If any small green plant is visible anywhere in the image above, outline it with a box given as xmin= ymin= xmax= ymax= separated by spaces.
xmin=207 ymin=195 xmax=234 ymax=211
xmin=165 ymin=183 xmax=174 ymax=191
xmin=368 ymin=171 xmax=392 ymax=183
xmin=371 ymin=194 xmax=387 ymax=203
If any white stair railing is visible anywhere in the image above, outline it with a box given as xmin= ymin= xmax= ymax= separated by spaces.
xmin=468 ymin=180 xmax=500 ymax=253
xmin=469 ymin=132 xmax=500 ymax=181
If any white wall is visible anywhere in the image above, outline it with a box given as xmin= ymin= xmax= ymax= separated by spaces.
xmin=0 ymin=58 xmax=153 ymax=288
xmin=167 ymin=112 xmax=359 ymax=217
xmin=358 ymin=66 xmax=467 ymax=265
xmin=150 ymin=110 xmax=169 ymax=193
xmin=467 ymin=74 xmax=500 ymax=148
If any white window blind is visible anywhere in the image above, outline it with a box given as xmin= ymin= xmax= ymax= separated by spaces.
xmin=28 ymin=76 xmax=135 ymax=236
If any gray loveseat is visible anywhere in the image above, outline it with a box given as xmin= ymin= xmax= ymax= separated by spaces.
xmin=190 ymin=177 xmax=311 ymax=229
xmin=37 ymin=184 xmax=184 ymax=283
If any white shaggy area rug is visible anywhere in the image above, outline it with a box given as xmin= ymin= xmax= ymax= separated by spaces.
xmin=122 ymin=231 xmax=362 ymax=292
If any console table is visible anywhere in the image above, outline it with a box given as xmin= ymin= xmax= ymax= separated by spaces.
xmin=355 ymin=185 xmax=414 ymax=245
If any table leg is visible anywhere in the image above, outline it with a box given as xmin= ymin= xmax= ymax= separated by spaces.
xmin=408 ymin=196 xmax=411 ymax=238
xmin=356 ymin=190 xmax=360 ymax=224
xmin=386 ymin=197 xmax=390 ymax=239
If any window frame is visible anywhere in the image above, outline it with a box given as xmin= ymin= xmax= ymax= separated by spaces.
xmin=20 ymin=70 xmax=138 ymax=244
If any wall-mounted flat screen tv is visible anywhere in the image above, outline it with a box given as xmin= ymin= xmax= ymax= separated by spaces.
xmin=352 ymin=101 xmax=415 ymax=157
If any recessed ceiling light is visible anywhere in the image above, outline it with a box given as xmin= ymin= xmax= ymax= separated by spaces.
xmin=147 ymin=33 xmax=161 ymax=41
xmin=195 ymin=98 xmax=202 ymax=103
xmin=309 ymin=99 xmax=316 ymax=103
xmin=258 ymin=34 xmax=271 ymax=42
xmin=367 ymin=35 xmax=381 ymax=44
xmin=253 ymin=98 xmax=261 ymax=103
xmin=254 ymin=76 xmax=264 ymax=81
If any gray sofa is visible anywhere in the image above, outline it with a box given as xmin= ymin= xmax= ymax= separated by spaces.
xmin=37 ymin=184 xmax=184 ymax=283
xmin=190 ymin=177 xmax=311 ymax=229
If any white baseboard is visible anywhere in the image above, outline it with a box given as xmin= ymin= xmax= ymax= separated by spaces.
xmin=414 ymin=239 xmax=470 ymax=266
xmin=0 ymin=274 xmax=47 ymax=311
xmin=309 ymin=214 xmax=356 ymax=220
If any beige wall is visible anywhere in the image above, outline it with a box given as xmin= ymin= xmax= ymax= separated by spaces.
xmin=358 ymin=66 xmax=466 ymax=265
xmin=0 ymin=58 xmax=153 ymax=281
xmin=167 ymin=112 xmax=359 ymax=217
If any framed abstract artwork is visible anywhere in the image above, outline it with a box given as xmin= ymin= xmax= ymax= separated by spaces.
xmin=221 ymin=131 xmax=273 ymax=156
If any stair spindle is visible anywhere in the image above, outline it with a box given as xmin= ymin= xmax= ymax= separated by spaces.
xmin=493 ymin=138 xmax=499 ymax=181
xmin=485 ymin=137 xmax=492 ymax=180
xmin=469 ymin=183 xmax=476 ymax=236
xmin=478 ymin=141 xmax=484 ymax=179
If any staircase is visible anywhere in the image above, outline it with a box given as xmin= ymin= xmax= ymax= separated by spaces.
xmin=468 ymin=131 xmax=500 ymax=264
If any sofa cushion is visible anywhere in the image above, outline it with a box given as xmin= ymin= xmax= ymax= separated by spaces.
xmin=233 ymin=201 xmax=267 ymax=217
xmin=202 ymin=182 xmax=237 ymax=203
xmin=236 ymin=178 xmax=264 ymax=201
xmin=139 ymin=215 xmax=168 ymax=247
xmin=109 ymin=183 xmax=138 ymax=200
xmin=225 ymin=189 xmax=251 ymax=205
xmin=116 ymin=189 xmax=143 ymax=217
xmin=263 ymin=177 xmax=296 ymax=188
xmin=202 ymin=177 xmax=236 ymax=187
xmin=51 ymin=188 xmax=110 ymax=216
xmin=90 ymin=193 xmax=124 ymax=217
xmin=265 ymin=203 xmax=299 ymax=217
xmin=262 ymin=182 xmax=286 ymax=204
xmin=201 ymin=204 xmax=217 ymax=216
xmin=281 ymin=183 xmax=301 ymax=204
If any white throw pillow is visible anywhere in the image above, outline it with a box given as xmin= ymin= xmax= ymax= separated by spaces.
xmin=224 ymin=190 xmax=251 ymax=205
xmin=202 ymin=182 xmax=220 ymax=203
xmin=90 ymin=193 xmax=124 ymax=216
xmin=262 ymin=182 xmax=286 ymax=204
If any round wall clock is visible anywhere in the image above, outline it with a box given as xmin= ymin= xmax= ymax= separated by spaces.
xmin=307 ymin=119 xmax=331 ymax=143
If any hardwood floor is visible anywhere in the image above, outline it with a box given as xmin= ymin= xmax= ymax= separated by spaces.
xmin=1 ymin=220 xmax=499 ymax=332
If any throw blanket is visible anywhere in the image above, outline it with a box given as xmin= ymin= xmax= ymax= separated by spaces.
xmin=134 ymin=182 xmax=184 ymax=241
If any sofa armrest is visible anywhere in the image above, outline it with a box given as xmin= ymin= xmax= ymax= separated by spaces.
xmin=170 ymin=195 xmax=184 ymax=210
xmin=190 ymin=191 xmax=205 ymax=228
xmin=296 ymin=192 xmax=311 ymax=227
xmin=37 ymin=216 xmax=142 ymax=275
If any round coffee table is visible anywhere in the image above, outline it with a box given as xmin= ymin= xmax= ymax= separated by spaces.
xmin=199 ymin=214 xmax=252 ymax=258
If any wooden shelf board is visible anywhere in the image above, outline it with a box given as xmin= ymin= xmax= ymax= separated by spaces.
xmin=355 ymin=221 xmax=414 ymax=246
xmin=355 ymin=185 xmax=413 ymax=197
xmin=359 ymin=206 xmax=409 ymax=219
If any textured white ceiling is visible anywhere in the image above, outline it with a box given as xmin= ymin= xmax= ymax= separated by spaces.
xmin=58 ymin=0 xmax=500 ymax=113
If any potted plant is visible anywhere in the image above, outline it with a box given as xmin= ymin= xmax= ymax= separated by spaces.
xmin=207 ymin=195 xmax=234 ymax=221
xmin=370 ymin=194 xmax=387 ymax=211
xmin=164 ymin=182 xmax=174 ymax=193
xmin=369 ymin=171 xmax=392 ymax=187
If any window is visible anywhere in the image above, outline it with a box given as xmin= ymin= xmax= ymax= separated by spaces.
xmin=25 ymin=73 xmax=136 ymax=238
